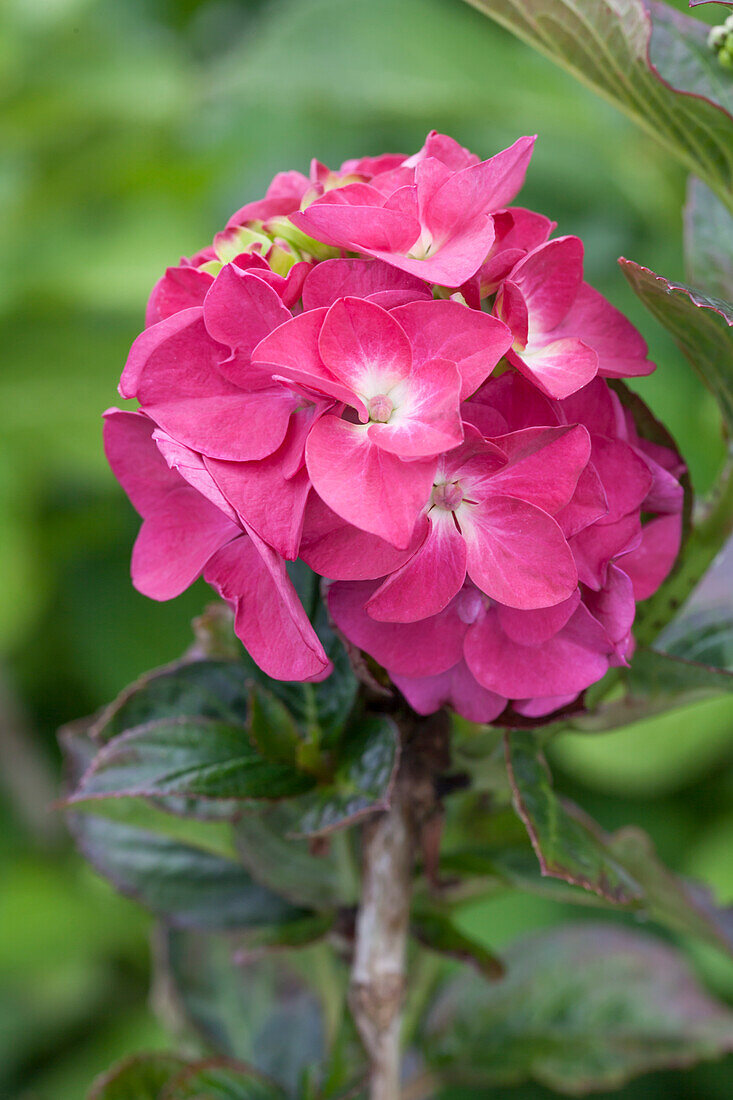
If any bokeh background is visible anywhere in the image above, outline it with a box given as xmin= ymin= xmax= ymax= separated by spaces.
xmin=2 ymin=0 xmax=732 ymax=1097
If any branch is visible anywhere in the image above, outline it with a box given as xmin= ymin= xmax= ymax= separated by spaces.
xmin=349 ymin=712 xmax=450 ymax=1100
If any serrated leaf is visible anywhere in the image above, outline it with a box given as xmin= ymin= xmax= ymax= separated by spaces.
xmin=287 ymin=715 xmax=399 ymax=837
xmin=235 ymin=802 xmax=359 ymax=909
xmin=161 ymin=1059 xmax=288 ymax=1100
xmin=92 ymin=659 xmax=253 ymax=742
xmin=686 ymin=177 xmax=733 ymax=302
xmin=506 ymin=732 xmax=642 ymax=904
xmin=570 ymin=648 xmax=733 ymax=730
xmin=68 ymin=716 xmax=314 ymax=805
xmin=620 ymin=259 xmax=733 ymax=433
xmin=411 ymin=903 xmax=504 ymax=980
xmin=87 ymin=1054 xmax=187 ymax=1100
xmin=156 ymin=928 xmax=356 ymax=1093
xmin=506 ymin=732 xmax=733 ymax=955
xmin=463 ymin=0 xmax=733 ymax=208
xmin=422 ymin=923 xmax=733 ymax=1093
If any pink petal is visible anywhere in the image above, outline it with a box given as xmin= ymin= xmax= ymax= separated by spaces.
xmin=495 ymin=279 xmax=529 ymax=349
xmin=293 ymin=184 xmax=420 ymax=252
xmin=300 ymin=493 xmax=421 ymax=580
xmin=366 ymin=513 xmax=467 ymax=622
xmin=132 ymin=489 xmax=238 ymax=601
xmin=124 ymin=309 xmax=295 ymax=462
xmin=465 ymin=604 xmax=611 ymax=698
xmin=591 ymin=437 xmax=654 ymax=525
xmin=152 ymin=430 xmax=238 ymax=522
xmin=508 ymin=338 xmax=598 ymax=400
xmin=509 ymin=236 xmax=584 ymax=333
xmin=406 ymin=131 xmax=479 ymax=171
xmin=367 ymin=218 xmax=495 ymax=287
xmin=253 ymin=308 xmax=363 ymax=413
xmin=513 ymin=693 xmax=579 ymax=718
xmin=462 ymin=494 xmax=577 ymax=609
xmin=569 ymin=512 xmax=641 ymax=590
xmin=103 ymin=408 xmax=181 ymax=516
xmin=423 ymin=135 xmax=536 ymax=236
xmin=497 ymin=591 xmax=581 ymax=645
xmin=555 ymin=283 xmax=654 ymax=378
xmin=328 ymin=580 xmax=468 ymax=676
xmin=302 ymin=258 xmax=429 ymax=311
xmin=318 ymin=296 xmax=412 ymax=394
xmin=618 ymin=514 xmax=682 ymax=600
xmin=305 ymin=415 xmax=436 ymax=549
xmin=225 ymin=170 xmax=310 ymax=228
xmin=203 ymin=265 xmax=291 ymax=357
xmin=392 ymin=662 xmax=507 ymax=723
xmin=390 ymin=299 xmax=512 ymax=399
xmin=555 ymin=462 xmax=609 ymax=538
xmin=146 ymin=266 xmax=213 ymax=327
xmin=487 ymin=425 xmax=591 ymax=514
xmin=204 ymin=533 xmax=330 ymax=682
xmin=370 ymin=358 xmax=463 ymax=458
xmin=205 ymin=437 xmax=311 ymax=562
xmin=584 ymin=564 xmax=636 ymax=648
xmin=474 ymin=371 xmax=559 ymax=431
xmin=560 ymin=377 xmax=621 ymax=438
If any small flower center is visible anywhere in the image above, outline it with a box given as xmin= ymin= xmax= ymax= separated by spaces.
xmin=431 ymin=480 xmax=463 ymax=511
xmin=368 ymin=394 xmax=394 ymax=423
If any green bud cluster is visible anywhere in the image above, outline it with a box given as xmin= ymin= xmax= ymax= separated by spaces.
xmin=708 ymin=15 xmax=733 ymax=71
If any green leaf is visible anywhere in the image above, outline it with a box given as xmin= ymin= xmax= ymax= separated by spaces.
xmin=685 ymin=177 xmax=733 ymax=302
xmin=411 ymin=902 xmax=504 ymax=980
xmin=92 ymin=659 xmax=253 ymax=742
xmin=68 ymin=716 xmax=314 ymax=804
xmin=422 ymin=923 xmax=733 ymax=1093
xmin=571 ymin=648 xmax=733 ymax=731
xmin=462 ymin=0 xmax=733 ymax=208
xmin=235 ymin=802 xmax=359 ymax=910
xmin=286 ymin=715 xmax=399 ymax=836
xmin=87 ymin=1053 xmax=187 ymax=1100
xmin=235 ymin=912 xmax=335 ymax=957
xmin=249 ymin=686 xmax=302 ymax=766
xmin=162 ymin=1059 xmax=288 ymax=1100
xmin=263 ymin=611 xmax=358 ymax=748
xmin=506 ymin=732 xmax=733 ymax=955
xmin=620 ymin=259 xmax=733 ymax=434
xmin=156 ymin=928 xmax=355 ymax=1093
xmin=506 ymin=732 xmax=642 ymax=904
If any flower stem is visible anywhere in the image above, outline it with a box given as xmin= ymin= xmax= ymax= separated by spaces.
xmin=349 ymin=712 xmax=450 ymax=1099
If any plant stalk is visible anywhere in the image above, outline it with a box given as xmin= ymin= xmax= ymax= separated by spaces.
xmin=349 ymin=712 xmax=450 ymax=1100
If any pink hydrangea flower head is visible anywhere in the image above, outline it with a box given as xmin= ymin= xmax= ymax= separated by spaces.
xmin=107 ymin=130 xmax=682 ymax=704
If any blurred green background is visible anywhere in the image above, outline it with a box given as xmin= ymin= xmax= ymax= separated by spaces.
xmin=2 ymin=0 xmax=732 ymax=1097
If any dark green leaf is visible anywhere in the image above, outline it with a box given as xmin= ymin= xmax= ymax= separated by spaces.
xmin=264 ymin=611 xmax=358 ymax=748
xmin=235 ymin=912 xmax=335 ymax=958
xmin=507 ymin=732 xmax=733 ymax=955
xmin=462 ymin=0 xmax=733 ymax=208
xmin=411 ymin=903 xmax=504 ymax=979
xmin=287 ymin=715 xmax=399 ymax=836
xmin=68 ymin=716 xmax=314 ymax=804
xmin=87 ymin=1053 xmax=187 ymax=1100
xmin=249 ymin=686 xmax=301 ymax=766
xmin=620 ymin=260 xmax=733 ymax=434
xmin=162 ymin=1059 xmax=287 ymax=1100
xmin=685 ymin=177 xmax=733 ymax=302
xmin=235 ymin=802 xmax=359 ymax=909
xmin=156 ymin=928 xmax=344 ymax=1092
xmin=422 ymin=923 xmax=733 ymax=1093
xmin=571 ymin=648 xmax=733 ymax=731
xmin=506 ymin=732 xmax=642 ymax=904
xmin=92 ymin=659 xmax=253 ymax=742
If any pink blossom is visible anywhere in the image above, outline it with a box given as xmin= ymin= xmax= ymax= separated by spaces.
xmin=107 ymin=129 xmax=684 ymax=707
xmin=291 ymin=136 xmax=536 ymax=287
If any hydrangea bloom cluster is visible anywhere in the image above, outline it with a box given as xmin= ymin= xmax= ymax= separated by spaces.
xmin=105 ymin=132 xmax=684 ymax=722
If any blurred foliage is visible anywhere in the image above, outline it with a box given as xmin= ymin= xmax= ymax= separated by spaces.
xmin=1 ymin=0 xmax=732 ymax=1097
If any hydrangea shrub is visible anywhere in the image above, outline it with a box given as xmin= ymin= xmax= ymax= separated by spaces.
xmin=63 ymin=4 xmax=733 ymax=1097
